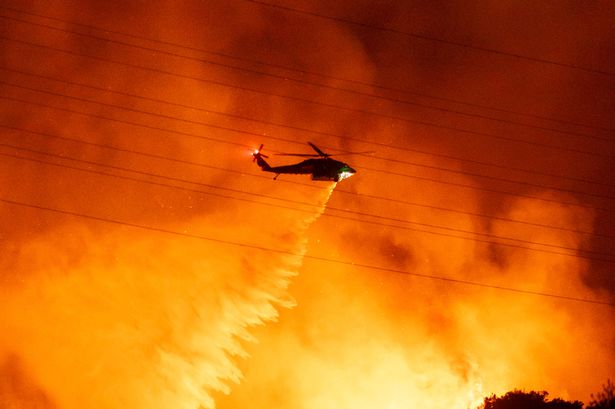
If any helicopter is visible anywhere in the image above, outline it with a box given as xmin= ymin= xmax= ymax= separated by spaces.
xmin=252 ymin=142 xmax=357 ymax=182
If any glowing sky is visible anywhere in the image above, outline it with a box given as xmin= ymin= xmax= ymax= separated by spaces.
xmin=1 ymin=0 xmax=614 ymax=408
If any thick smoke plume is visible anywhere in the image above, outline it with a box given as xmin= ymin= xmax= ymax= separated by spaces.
xmin=216 ymin=187 xmax=614 ymax=409
xmin=1 ymin=185 xmax=334 ymax=408
xmin=1 ymin=0 xmax=614 ymax=408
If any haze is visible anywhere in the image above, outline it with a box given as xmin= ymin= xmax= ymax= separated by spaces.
xmin=0 ymin=1 xmax=614 ymax=408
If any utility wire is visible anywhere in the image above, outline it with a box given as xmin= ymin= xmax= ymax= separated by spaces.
xmin=2 ymin=197 xmax=613 ymax=307
xmin=343 ymin=189 xmax=615 ymax=240
xmin=0 ymin=3 xmax=612 ymax=134
xmin=0 ymin=94 xmax=253 ymax=149
xmin=3 ymin=64 xmax=613 ymax=189
xmin=5 ymin=124 xmax=613 ymax=241
xmin=2 ymin=79 xmax=615 ymax=205
xmin=366 ymin=165 xmax=611 ymax=213
xmin=0 ymin=13 xmax=611 ymax=144
xmin=3 ymin=142 xmax=615 ymax=263
xmin=2 ymin=93 xmax=613 ymax=214
xmin=0 ymin=124 xmax=316 ymax=188
xmin=241 ymin=0 xmax=615 ymax=77
xmin=1 ymin=5 xmax=613 ymax=307
xmin=2 ymin=35 xmax=614 ymax=161
xmin=0 ymin=150 xmax=316 ymax=214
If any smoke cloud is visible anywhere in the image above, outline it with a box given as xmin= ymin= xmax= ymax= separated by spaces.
xmin=1 ymin=0 xmax=614 ymax=408
xmin=1 ymin=185 xmax=334 ymax=408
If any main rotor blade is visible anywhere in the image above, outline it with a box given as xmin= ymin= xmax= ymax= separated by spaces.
xmin=275 ymin=150 xmax=374 ymax=157
xmin=307 ymin=142 xmax=329 ymax=157
xmin=275 ymin=153 xmax=321 ymax=157
xmin=272 ymin=141 xmax=372 ymax=158
xmin=328 ymin=150 xmax=375 ymax=156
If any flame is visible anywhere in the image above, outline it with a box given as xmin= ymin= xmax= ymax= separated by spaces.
xmin=1 ymin=1 xmax=614 ymax=408
xmin=0 ymin=181 xmax=335 ymax=408
xmin=213 ymin=187 xmax=614 ymax=409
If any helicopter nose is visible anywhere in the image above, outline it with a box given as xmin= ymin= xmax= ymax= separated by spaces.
xmin=337 ymin=165 xmax=356 ymax=182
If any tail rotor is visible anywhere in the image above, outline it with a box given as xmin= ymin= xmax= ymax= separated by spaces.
xmin=252 ymin=144 xmax=271 ymax=171
xmin=252 ymin=144 xmax=268 ymax=162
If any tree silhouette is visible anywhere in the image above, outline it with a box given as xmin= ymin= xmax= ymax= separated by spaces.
xmin=587 ymin=380 xmax=615 ymax=409
xmin=479 ymin=390 xmax=583 ymax=409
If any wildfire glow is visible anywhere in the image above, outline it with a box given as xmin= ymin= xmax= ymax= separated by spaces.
xmin=213 ymin=188 xmax=614 ymax=409
xmin=1 ymin=1 xmax=614 ymax=408
xmin=0 ymin=183 xmax=336 ymax=409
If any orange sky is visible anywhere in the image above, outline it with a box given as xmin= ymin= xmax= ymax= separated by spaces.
xmin=1 ymin=0 xmax=614 ymax=408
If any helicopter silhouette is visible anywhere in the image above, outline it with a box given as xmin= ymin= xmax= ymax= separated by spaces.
xmin=252 ymin=142 xmax=357 ymax=182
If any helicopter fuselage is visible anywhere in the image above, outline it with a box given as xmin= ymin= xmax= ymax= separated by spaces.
xmin=269 ymin=158 xmax=355 ymax=182
xmin=252 ymin=143 xmax=357 ymax=182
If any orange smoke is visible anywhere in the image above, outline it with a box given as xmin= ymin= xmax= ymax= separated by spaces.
xmin=0 ymin=185 xmax=335 ymax=408
xmin=214 ymin=167 xmax=614 ymax=409
xmin=1 ymin=1 xmax=614 ymax=409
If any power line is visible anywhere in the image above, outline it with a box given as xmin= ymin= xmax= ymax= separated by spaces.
xmin=3 ymin=142 xmax=615 ymax=263
xmin=2 ymin=93 xmax=613 ymax=214
xmin=3 ymin=79 xmax=615 ymax=206
xmin=0 ymin=123 xmax=319 ymax=188
xmin=342 ymin=189 xmax=615 ymax=240
xmin=0 ymin=13 xmax=611 ymax=144
xmin=0 ymin=3 xmax=612 ymax=134
xmin=368 ymin=156 xmax=615 ymax=202
xmin=0 ymin=150 xmax=316 ymax=214
xmin=2 ymin=197 xmax=613 ymax=307
xmin=363 ymin=164 xmax=611 ymax=213
xmin=241 ymin=0 xmax=615 ymax=77
xmin=0 ymin=94 xmax=253 ymax=149
xmin=2 ymin=35 xmax=614 ymax=161
xmin=3 ymin=79 xmax=614 ymax=203
xmin=0 ymin=5 xmax=613 ymax=305
xmin=5 ymin=123 xmax=613 ymax=241
xmin=3 ymin=64 xmax=613 ymax=189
